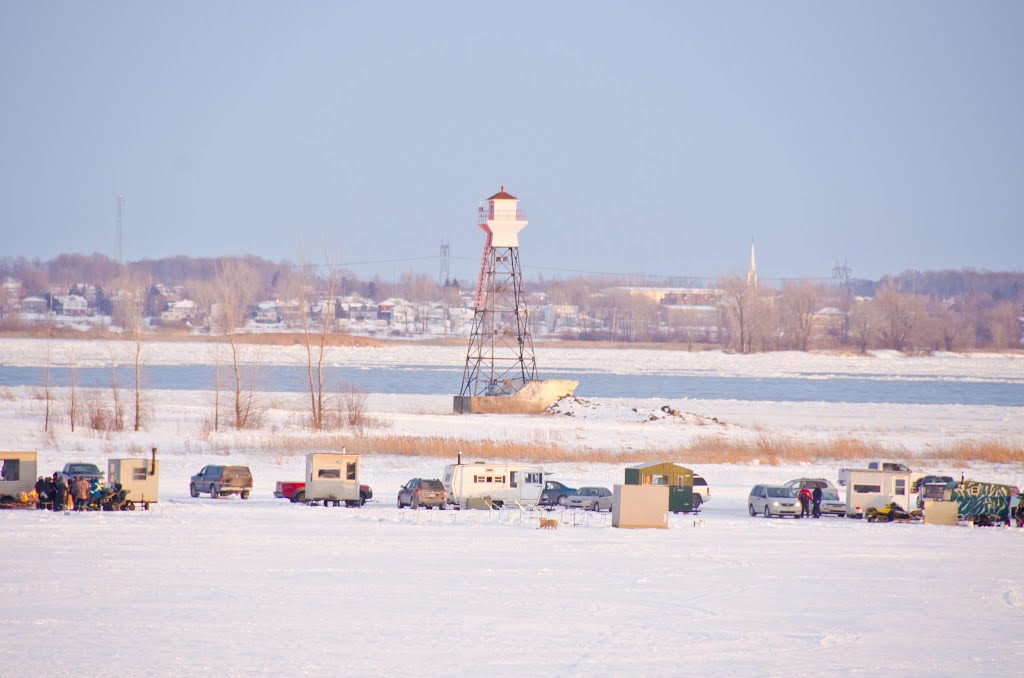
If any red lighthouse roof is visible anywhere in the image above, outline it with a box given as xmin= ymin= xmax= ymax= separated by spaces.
xmin=487 ymin=185 xmax=517 ymax=200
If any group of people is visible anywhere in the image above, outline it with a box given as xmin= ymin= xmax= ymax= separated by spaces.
xmin=798 ymin=485 xmax=823 ymax=518
xmin=34 ymin=473 xmax=101 ymax=511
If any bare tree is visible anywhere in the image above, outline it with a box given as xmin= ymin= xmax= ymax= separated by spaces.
xmin=718 ymin=276 xmax=760 ymax=353
xmin=299 ymin=254 xmax=339 ymax=430
xmin=43 ymin=336 xmax=52 ymax=432
xmin=874 ymin=283 xmax=924 ymax=351
xmin=109 ymin=347 xmax=125 ymax=431
xmin=848 ymin=301 xmax=877 ymax=354
xmin=216 ymin=259 xmax=263 ymax=429
xmin=67 ymin=351 xmax=78 ymax=432
xmin=113 ymin=277 xmax=148 ymax=431
xmin=779 ymin=281 xmax=822 ymax=351
xmin=982 ymin=301 xmax=1022 ymax=349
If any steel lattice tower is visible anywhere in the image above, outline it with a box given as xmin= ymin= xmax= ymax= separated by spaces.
xmin=459 ymin=187 xmax=537 ymax=397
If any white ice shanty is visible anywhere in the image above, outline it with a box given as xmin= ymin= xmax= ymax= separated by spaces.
xmin=442 ymin=458 xmax=544 ymax=509
xmin=107 ymin=449 xmax=160 ymax=506
xmin=305 ymin=452 xmax=361 ymax=506
xmin=840 ymin=468 xmax=915 ymax=517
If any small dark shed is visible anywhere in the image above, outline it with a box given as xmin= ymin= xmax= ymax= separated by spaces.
xmin=624 ymin=462 xmax=694 ymax=513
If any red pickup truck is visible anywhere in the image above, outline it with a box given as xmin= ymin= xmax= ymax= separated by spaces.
xmin=274 ymin=481 xmax=372 ymax=506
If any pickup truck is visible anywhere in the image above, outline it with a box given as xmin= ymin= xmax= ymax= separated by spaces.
xmin=275 ymin=480 xmax=372 ymax=506
xmin=59 ymin=463 xmax=104 ymax=483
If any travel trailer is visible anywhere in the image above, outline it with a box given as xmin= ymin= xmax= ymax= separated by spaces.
xmin=442 ymin=461 xmax=544 ymax=508
xmin=842 ymin=468 xmax=915 ymax=517
xmin=0 ymin=450 xmax=37 ymax=499
xmin=302 ymin=452 xmax=362 ymax=506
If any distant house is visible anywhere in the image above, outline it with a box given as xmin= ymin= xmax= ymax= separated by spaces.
xmin=160 ymin=299 xmax=197 ymax=324
xmin=56 ymin=294 xmax=88 ymax=317
xmin=253 ymin=301 xmax=281 ymax=324
xmin=20 ymin=296 xmax=48 ymax=315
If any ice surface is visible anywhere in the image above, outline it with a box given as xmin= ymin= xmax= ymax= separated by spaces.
xmin=1 ymin=343 xmax=1022 ymax=674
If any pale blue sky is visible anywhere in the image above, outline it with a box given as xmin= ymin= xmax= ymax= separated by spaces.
xmin=1 ymin=1 xmax=1021 ymax=281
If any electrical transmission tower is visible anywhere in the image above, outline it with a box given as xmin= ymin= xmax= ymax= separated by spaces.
xmin=439 ymin=240 xmax=450 ymax=285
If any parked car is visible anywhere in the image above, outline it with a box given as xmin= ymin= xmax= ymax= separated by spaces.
xmin=868 ymin=461 xmax=912 ymax=472
xmin=274 ymin=480 xmax=372 ymax=506
xmin=819 ymin=488 xmax=847 ymax=516
xmin=59 ymin=463 xmax=104 ymax=484
xmin=539 ymin=480 xmax=577 ymax=506
xmin=397 ymin=478 xmax=447 ymax=509
xmin=190 ymin=465 xmax=253 ymax=499
xmin=914 ymin=475 xmax=955 ymax=508
xmin=692 ymin=474 xmax=710 ymax=508
xmin=784 ymin=477 xmax=837 ymax=493
xmin=748 ymin=485 xmax=801 ymax=518
xmin=565 ymin=486 xmax=613 ymax=511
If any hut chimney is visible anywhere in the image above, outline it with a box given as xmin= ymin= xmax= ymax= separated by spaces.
xmin=150 ymin=447 xmax=157 ymax=475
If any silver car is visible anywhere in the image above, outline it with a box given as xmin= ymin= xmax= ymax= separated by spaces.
xmin=565 ymin=486 xmax=613 ymax=511
xmin=748 ymin=485 xmax=802 ymax=518
xmin=819 ymin=488 xmax=847 ymax=516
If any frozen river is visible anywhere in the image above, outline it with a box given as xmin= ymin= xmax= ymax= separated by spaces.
xmin=1 ymin=363 xmax=1022 ymax=406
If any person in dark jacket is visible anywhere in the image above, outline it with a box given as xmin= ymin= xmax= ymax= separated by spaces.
xmin=34 ymin=476 xmax=47 ymax=510
xmin=54 ymin=473 xmax=69 ymax=511
xmin=812 ymin=486 xmax=823 ymax=518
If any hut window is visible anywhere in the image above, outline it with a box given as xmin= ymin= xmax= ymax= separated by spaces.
xmin=677 ymin=477 xmax=685 ymax=489
xmin=346 ymin=463 xmax=356 ymax=480
xmin=652 ymin=475 xmax=667 ymax=485
xmin=318 ymin=469 xmax=341 ymax=479
xmin=895 ymin=479 xmax=906 ymax=496
xmin=1 ymin=459 xmax=20 ymax=482
xmin=853 ymin=484 xmax=881 ymax=494
xmin=132 ymin=467 xmax=147 ymax=481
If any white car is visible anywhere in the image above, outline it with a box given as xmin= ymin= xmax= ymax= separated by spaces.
xmin=565 ymin=486 xmax=613 ymax=512
xmin=692 ymin=474 xmax=710 ymax=508
xmin=748 ymin=485 xmax=802 ymax=518
xmin=819 ymin=488 xmax=847 ymax=516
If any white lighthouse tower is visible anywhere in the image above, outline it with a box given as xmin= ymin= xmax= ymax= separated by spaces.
xmin=459 ymin=186 xmax=538 ymax=399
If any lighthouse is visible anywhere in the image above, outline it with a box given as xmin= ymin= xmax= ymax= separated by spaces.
xmin=459 ymin=186 xmax=537 ymax=398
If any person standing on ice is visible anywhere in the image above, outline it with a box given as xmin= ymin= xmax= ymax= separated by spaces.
xmin=799 ymin=486 xmax=812 ymax=518
xmin=54 ymin=473 xmax=68 ymax=511
xmin=74 ymin=476 xmax=90 ymax=511
xmin=812 ymin=486 xmax=822 ymax=518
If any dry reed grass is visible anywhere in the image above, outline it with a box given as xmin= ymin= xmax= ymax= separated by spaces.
xmin=235 ymin=432 xmax=917 ymax=466
xmin=925 ymin=439 xmax=1023 ymax=465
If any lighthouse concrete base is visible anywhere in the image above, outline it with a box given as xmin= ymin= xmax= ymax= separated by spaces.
xmin=453 ymin=379 xmax=579 ymax=415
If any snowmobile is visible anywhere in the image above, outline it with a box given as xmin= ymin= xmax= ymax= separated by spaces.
xmin=865 ymin=502 xmax=914 ymax=523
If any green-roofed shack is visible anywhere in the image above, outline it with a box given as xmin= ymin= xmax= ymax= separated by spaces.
xmin=624 ymin=462 xmax=694 ymax=513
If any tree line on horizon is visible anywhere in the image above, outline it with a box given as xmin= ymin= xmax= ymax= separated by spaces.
xmin=0 ymin=251 xmax=1021 ymax=353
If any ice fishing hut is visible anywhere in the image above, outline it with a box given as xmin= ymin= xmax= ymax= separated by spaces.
xmin=943 ymin=480 xmax=1019 ymax=522
xmin=0 ymin=450 xmax=37 ymax=498
xmin=624 ymin=462 xmax=694 ymax=513
xmin=107 ymin=448 xmax=160 ymax=506
xmin=305 ymin=451 xmax=361 ymax=505
xmin=843 ymin=468 xmax=914 ymax=517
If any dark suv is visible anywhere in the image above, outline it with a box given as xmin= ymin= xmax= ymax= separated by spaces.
xmin=190 ymin=465 xmax=253 ymax=499
xmin=397 ymin=478 xmax=447 ymax=509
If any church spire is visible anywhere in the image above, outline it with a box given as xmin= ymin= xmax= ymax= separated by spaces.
xmin=747 ymin=239 xmax=758 ymax=288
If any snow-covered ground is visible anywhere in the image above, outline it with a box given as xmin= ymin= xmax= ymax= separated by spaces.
xmin=1 ymin=342 xmax=1023 ymax=674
